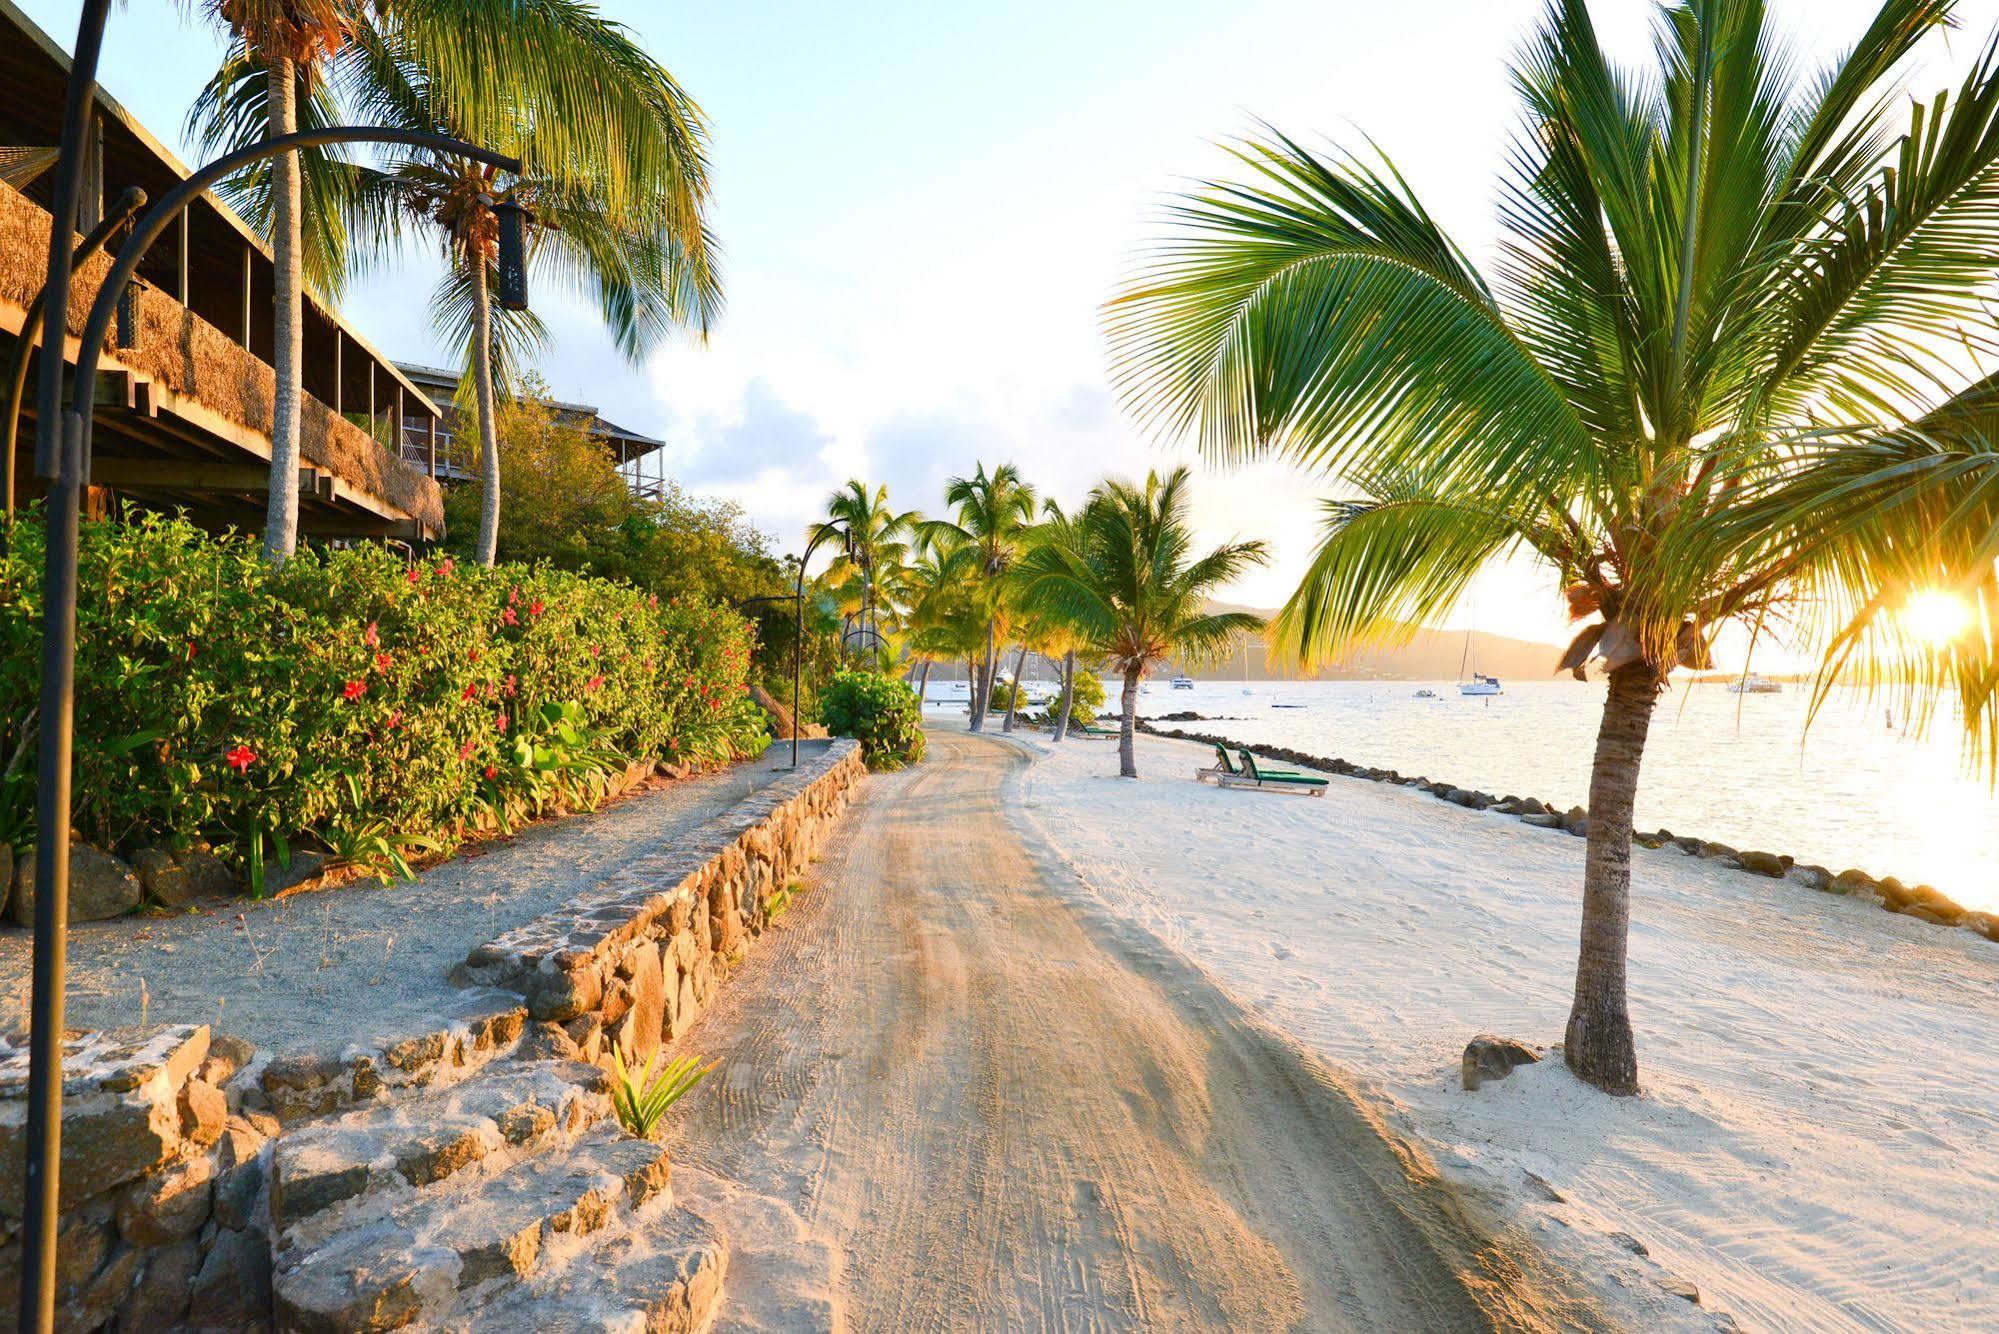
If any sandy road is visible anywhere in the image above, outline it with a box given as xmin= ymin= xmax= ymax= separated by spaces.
xmin=664 ymin=729 xmax=1610 ymax=1332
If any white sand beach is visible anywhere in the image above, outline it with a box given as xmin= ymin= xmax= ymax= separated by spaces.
xmin=1002 ymin=722 xmax=1999 ymax=1331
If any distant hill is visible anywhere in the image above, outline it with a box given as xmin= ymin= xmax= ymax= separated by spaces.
xmin=1164 ymin=603 xmax=1569 ymax=683
xmin=921 ymin=605 xmax=1571 ymax=684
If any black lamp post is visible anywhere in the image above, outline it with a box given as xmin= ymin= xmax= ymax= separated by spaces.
xmin=20 ymin=5 xmax=524 ymax=1325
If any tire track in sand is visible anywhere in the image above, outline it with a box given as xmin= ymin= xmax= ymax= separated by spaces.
xmin=663 ymin=729 xmax=1613 ymax=1332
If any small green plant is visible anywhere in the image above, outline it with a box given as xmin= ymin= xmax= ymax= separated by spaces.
xmin=818 ymin=669 xmax=925 ymax=769
xmin=766 ymin=884 xmax=794 ymax=920
xmin=608 ymin=1044 xmax=716 ymax=1139
xmin=1042 ymin=671 xmax=1105 ymax=728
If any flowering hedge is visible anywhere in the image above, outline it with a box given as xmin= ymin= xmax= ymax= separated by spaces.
xmin=0 ymin=512 xmax=768 ymax=886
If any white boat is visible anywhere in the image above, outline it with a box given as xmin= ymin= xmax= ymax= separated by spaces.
xmin=1457 ymin=625 xmax=1502 ymax=696
xmin=1728 ymin=673 xmax=1782 ymax=694
xmin=1170 ymin=676 xmax=1195 ymax=690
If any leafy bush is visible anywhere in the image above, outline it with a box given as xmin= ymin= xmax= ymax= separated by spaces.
xmin=1046 ymin=670 xmax=1106 ymax=727
xmin=0 ymin=511 xmax=769 ymax=887
xmin=819 ymin=669 xmax=925 ymax=769
xmin=985 ymin=678 xmax=1021 ymax=714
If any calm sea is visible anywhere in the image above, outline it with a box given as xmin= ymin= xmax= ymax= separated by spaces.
xmin=926 ymin=675 xmax=1999 ymax=914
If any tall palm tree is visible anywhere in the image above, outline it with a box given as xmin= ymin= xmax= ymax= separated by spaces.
xmin=1016 ymin=467 xmax=1266 ymax=776
xmin=188 ymin=1 xmax=358 ymax=564
xmin=194 ymin=0 xmax=720 ymax=566
xmin=923 ymin=463 xmax=1038 ymax=732
xmin=808 ymin=480 xmax=918 ymax=661
xmin=1105 ymin=0 xmax=1999 ymax=1093
xmin=900 ymin=531 xmax=984 ymax=706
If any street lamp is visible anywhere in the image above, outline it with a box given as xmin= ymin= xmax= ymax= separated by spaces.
xmin=20 ymin=4 xmax=525 ymax=1325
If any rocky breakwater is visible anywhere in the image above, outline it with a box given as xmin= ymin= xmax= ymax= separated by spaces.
xmin=1145 ymin=724 xmax=1999 ymax=946
xmin=457 ymin=739 xmax=867 ymax=1070
xmin=0 ymin=1025 xmax=277 ymax=1330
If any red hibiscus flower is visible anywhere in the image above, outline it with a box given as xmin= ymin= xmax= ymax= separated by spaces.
xmin=468 ymin=648 xmax=481 ymax=664
xmin=364 ymin=621 xmax=379 ymax=648
xmin=459 ymin=739 xmax=476 ymax=761
xmin=461 ymin=684 xmax=477 ymax=702
xmin=501 ymin=607 xmax=518 ymax=626
xmin=386 ymin=711 xmax=403 ymax=731
xmin=529 ymin=600 xmax=545 ymax=618
xmin=504 ymin=674 xmax=518 ymax=696
xmin=586 ymin=675 xmax=605 ymax=693
xmin=405 ymin=566 xmax=421 ymax=585
xmin=374 ymin=653 xmax=392 ymax=674
xmin=484 ymin=764 xmax=498 ymax=780
xmin=342 ymin=679 xmax=367 ymax=701
xmin=224 ymin=744 xmax=255 ymax=772
xmin=437 ymin=557 xmax=455 ymax=577
xmin=495 ymin=713 xmax=509 ymax=733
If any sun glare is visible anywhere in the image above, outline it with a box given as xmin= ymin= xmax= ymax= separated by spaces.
xmin=1902 ymin=590 xmax=1975 ymax=646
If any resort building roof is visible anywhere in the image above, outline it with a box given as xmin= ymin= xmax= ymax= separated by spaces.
xmin=0 ymin=0 xmax=446 ymax=539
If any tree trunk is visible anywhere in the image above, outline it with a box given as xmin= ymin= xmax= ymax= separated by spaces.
xmin=915 ymin=659 xmax=932 ymax=707
xmin=1053 ymin=650 xmax=1076 ymax=743
xmin=1117 ymin=665 xmax=1141 ymax=778
xmin=471 ymin=256 xmax=501 ymax=566
xmin=971 ymin=618 xmax=995 ymax=733
xmin=261 ymin=54 xmax=302 ymax=565
xmin=1563 ymin=661 xmax=1662 ymax=1095
xmin=1001 ymin=644 xmax=1028 ymax=733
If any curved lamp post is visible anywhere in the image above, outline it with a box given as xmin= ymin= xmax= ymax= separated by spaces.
xmin=21 ymin=4 xmax=524 ymax=1324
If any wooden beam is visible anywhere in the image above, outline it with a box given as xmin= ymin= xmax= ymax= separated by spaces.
xmin=241 ymin=245 xmax=252 ymax=349
xmin=333 ymin=330 xmax=342 ymax=417
xmin=426 ymin=413 xmax=436 ymax=479
xmin=91 ymin=458 xmax=332 ymax=497
xmin=177 ymin=212 xmax=189 ymax=306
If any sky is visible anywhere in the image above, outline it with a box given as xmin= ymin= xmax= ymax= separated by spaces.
xmin=19 ymin=0 xmax=1999 ymax=657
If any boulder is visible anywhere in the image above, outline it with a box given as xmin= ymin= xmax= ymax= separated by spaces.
xmin=1737 ymin=850 xmax=1788 ymax=878
xmin=131 ymin=847 xmax=195 ymax=909
xmin=1954 ymin=911 xmax=1999 ymax=943
xmin=1696 ymin=840 xmax=1739 ymax=862
xmin=262 ymin=849 xmax=330 ymax=895
xmin=1519 ymin=813 xmax=1565 ymax=829
xmin=1872 ymin=876 xmax=1914 ymax=909
xmin=1906 ymin=884 xmax=1964 ymax=921
xmin=179 ymin=843 xmax=239 ymax=897
xmin=117 ymin=1238 xmax=200 ymax=1331
xmin=186 ymin=1226 xmax=272 ymax=1328
xmin=1830 ymin=868 xmax=1876 ymax=896
xmin=115 ymin=1154 xmax=214 ymax=1246
xmin=1462 ymin=1035 xmax=1541 ymax=1092
xmin=1785 ymin=864 xmax=1833 ymax=892
xmin=7 ymin=845 xmax=143 ymax=925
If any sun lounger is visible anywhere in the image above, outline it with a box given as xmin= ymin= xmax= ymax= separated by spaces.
xmin=1076 ymin=723 xmax=1120 ymax=740
xmin=1218 ymin=748 xmax=1327 ymax=796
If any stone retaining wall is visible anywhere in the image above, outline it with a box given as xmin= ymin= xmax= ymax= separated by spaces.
xmin=457 ymin=739 xmax=867 ymax=1068
xmin=1151 ymin=723 xmax=1999 ymax=944
xmin=0 ymin=738 xmax=866 ymax=1330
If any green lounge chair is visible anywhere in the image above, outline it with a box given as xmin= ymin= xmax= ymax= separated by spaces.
xmin=1077 ymin=722 xmax=1120 ymax=739
xmin=1222 ymin=748 xmax=1327 ymax=796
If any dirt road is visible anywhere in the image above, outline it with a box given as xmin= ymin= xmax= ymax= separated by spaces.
xmin=665 ymin=729 xmax=1609 ymax=1332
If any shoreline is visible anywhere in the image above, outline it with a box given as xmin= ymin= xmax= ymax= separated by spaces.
xmin=1135 ymin=713 xmax=1999 ymax=945
xmin=1001 ymin=720 xmax=1999 ymax=1330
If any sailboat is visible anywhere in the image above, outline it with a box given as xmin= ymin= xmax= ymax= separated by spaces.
xmin=1240 ymin=640 xmax=1255 ymax=696
xmin=1457 ymin=628 xmax=1502 ymax=696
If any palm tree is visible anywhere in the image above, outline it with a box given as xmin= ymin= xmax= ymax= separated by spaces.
xmin=1105 ymin=0 xmax=1999 ymax=1093
xmin=808 ymin=480 xmax=918 ymax=662
xmin=194 ymin=0 xmax=720 ymax=566
xmin=923 ymin=463 xmax=1039 ymax=732
xmin=187 ymin=0 xmax=359 ymax=564
xmin=1016 ymin=467 xmax=1265 ymax=776
xmin=900 ymin=534 xmax=984 ymax=706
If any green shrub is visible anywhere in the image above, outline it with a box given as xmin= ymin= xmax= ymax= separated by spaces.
xmin=1046 ymin=670 xmax=1106 ymax=727
xmin=985 ymin=678 xmax=1021 ymax=714
xmin=819 ymin=669 xmax=925 ymax=769
xmin=0 ymin=511 xmax=769 ymax=887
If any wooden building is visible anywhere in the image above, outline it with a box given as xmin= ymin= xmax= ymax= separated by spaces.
xmin=393 ymin=362 xmax=671 ymax=500
xmin=0 ymin=0 xmax=446 ymax=541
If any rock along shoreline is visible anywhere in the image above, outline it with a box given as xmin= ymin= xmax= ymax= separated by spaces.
xmin=1139 ymin=719 xmax=1999 ymax=946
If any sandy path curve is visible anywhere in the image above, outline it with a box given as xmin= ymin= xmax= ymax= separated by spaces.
xmin=664 ymin=729 xmax=1609 ymax=1332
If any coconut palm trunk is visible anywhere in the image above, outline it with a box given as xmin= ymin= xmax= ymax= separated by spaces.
xmin=261 ymin=53 xmax=302 ymax=564
xmin=469 ymin=256 xmax=502 ymax=566
xmin=1563 ymin=662 xmax=1662 ymax=1094
xmin=1117 ymin=665 xmax=1141 ymax=778
xmin=971 ymin=619 xmax=996 ymax=733
xmin=1002 ymin=644 xmax=1028 ymax=733
xmin=915 ymin=659 xmax=932 ymax=704
xmin=1053 ymin=650 xmax=1076 ymax=742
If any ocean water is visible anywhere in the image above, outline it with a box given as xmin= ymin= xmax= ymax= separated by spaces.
xmin=926 ymin=675 xmax=1999 ymax=914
